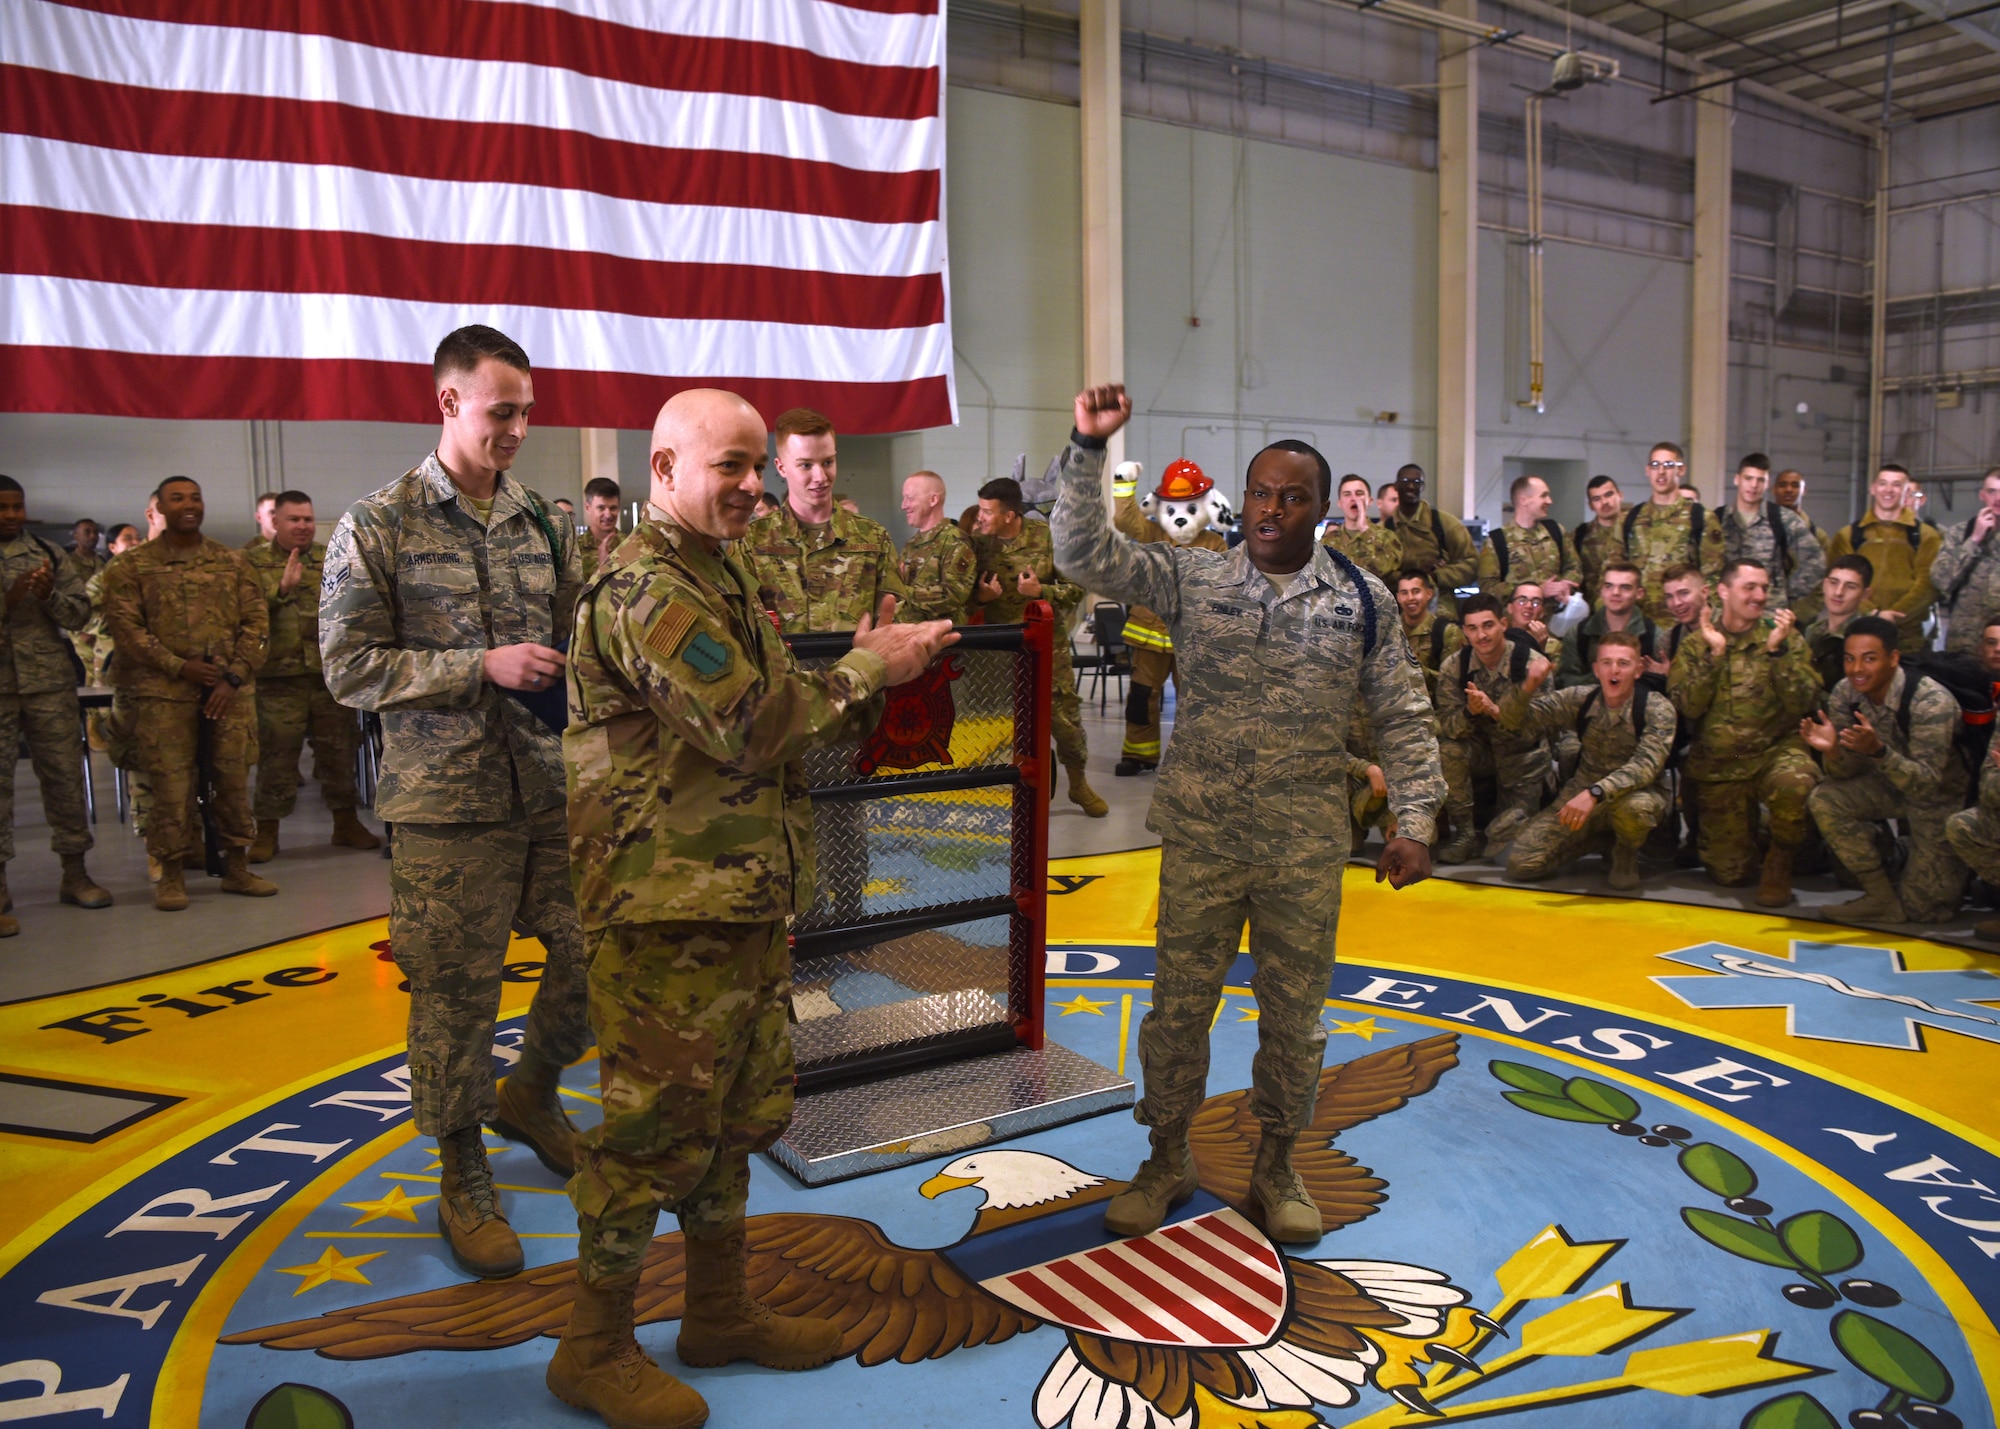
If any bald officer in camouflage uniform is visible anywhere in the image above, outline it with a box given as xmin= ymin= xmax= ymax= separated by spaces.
xmin=1052 ymin=387 xmax=1443 ymax=1247
xmin=1495 ymin=631 xmax=1675 ymax=889
xmin=245 ymin=492 xmax=379 ymax=862
xmin=0 ymin=476 xmax=112 ymax=936
xmin=896 ymin=470 xmax=975 ymax=623
xmin=1803 ymin=616 xmax=1970 ymax=924
xmin=550 ymin=388 xmax=956 ymax=1429
xmin=321 ymin=325 xmax=589 ymax=1283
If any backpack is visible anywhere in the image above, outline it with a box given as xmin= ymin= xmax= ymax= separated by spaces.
xmin=1429 ymin=617 xmax=1449 ymax=670
xmin=1573 ymin=682 xmax=1653 ymax=736
xmin=1623 ymin=499 xmax=1705 ymax=559
xmin=1489 ymin=519 xmax=1569 ymax=584
xmin=1838 ymin=518 xmax=1925 ymax=555
xmin=1895 ymin=653 xmax=1997 ymax=783
xmin=1457 ymin=625 xmax=1539 ymax=688
xmin=1572 ymin=621 xmax=1656 ymax=672
xmin=1321 ymin=547 xmax=1380 ymax=658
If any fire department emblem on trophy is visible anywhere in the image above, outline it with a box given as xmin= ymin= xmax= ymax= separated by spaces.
xmin=856 ymin=653 xmax=963 ymax=774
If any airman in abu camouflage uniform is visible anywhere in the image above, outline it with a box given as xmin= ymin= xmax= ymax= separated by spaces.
xmin=319 ymin=327 xmax=589 ymax=1284
xmin=1434 ymin=595 xmax=1553 ymax=864
xmin=1667 ymin=560 xmax=1822 ymax=906
xmin=548 ymin=387 xmax=957 ymax=1429
xmin=1114 ymin=460 xmax=1231 ymax=774
xmin=1803 ymin=616 xmax=1970 ymax=923
xmin=1496 ymin=631 xmax=1675 ymax=889
xmin=0 ymin=477 xmax=111 ymax=936
xmin=895 ymin=470 xmax=975 ymax=623
xmin=1946 ymin=753 xmax=2000 ymax=943
xmin=1052 ymin=389 xmax=1443 ymax=1248
xmin=244 ymin=494 xmax=379 ymax=863
xmin=1716 ymin=456 xmax=1825 ymax=620
xmin=1928 ymin=468 xmax=2000 ymax=655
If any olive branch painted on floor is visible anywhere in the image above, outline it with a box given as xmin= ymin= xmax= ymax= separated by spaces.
xmin=1490 ymin=1060 xmax=1963 ymax=1429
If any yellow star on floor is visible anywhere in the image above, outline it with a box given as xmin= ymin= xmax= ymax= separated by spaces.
xmin=278 ymin=1246 xmax=387 ymax=1296
xmin=1328 ymin=1017 xmax=1382 ymax=1041
xmin=342 ymin=1185 xmax=437 ymax=1226
xmin=1055 ymin=993 xmax=1112 ymax=1016
xmin=1236 ymin=1007 xmax=1260 ymax=1022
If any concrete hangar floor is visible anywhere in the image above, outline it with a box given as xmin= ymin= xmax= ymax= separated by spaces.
xmin=2 ymin=702 xmax=1996 ymax=1429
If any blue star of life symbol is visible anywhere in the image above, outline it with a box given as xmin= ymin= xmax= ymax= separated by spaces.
xmin=1654 ymin=940 xmax=2000 ymax=1051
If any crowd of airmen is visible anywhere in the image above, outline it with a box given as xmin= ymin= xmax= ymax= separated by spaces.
xmin=1337 ymin=446 xmax=2000 ymax=941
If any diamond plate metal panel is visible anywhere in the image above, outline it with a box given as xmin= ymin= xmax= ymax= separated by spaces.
xmin=790 ymin=988 xmax=1012 ymax=1071
xmin=796 ymin=791 xmax=1013 ymax=932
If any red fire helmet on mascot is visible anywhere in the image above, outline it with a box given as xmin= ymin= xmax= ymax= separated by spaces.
xmin=1156 ymin=459 xmax=1213 ymax=502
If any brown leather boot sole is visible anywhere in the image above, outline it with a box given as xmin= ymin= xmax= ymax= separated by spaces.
xmin=675 ymin=1313 xmax=840 ymax=1371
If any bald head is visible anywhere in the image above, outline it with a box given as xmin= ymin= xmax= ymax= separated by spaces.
xmin=649 ymin=388 xmax=769 ymax=548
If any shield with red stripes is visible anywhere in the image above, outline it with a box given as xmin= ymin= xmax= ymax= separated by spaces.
xmin=975 ymin=1207 xmax=1290 ymax=1350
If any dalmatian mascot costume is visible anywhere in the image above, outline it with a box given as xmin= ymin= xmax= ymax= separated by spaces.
xmin=1111 ymin=458 xmax=1234 ymax=775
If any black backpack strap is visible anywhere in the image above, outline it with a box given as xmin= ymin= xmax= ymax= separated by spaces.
xmin=1622 ymin=505 xmax=1640 ymax=544
xmin=1908 ymin=522 xmax=1924 ymax=550
xmin=1322 ymin=547 xmax=1378 ymax=657
xmin=1689 ymin=501 xmax=1705 ymax=556
xmin=1897 ymin=669 xmax=1919 ymax=743
xmin=1505 ymin=626 xmax=1534 ymax=683
xmin=1431 ymin=505 xmax=1447 ymax=553
xmin=1574 ymin=686 xmax=1600 ymax=735
xmin=1576 ymin=629 xmax=1595 ymax=672
xmin=1541 ymin=518 xmax=1568 ymax=572
xmin=1640 ymin=624 xmax=1656 ymax=660
xmin=1429 ymin=617 xmax=1446 ymax=669
xmin=1766 ymin=502 xmax=1790 ymax=574
xmin=1492 ymin=527 xmax=1510 ymax=581
xmin=1457 ymin=641 xmax=1474 ymax=686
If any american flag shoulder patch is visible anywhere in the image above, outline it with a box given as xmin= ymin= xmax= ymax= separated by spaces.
xmin=643 ymin=600 xmax=700 ymax=662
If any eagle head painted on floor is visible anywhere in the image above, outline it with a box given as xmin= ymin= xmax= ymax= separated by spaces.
xmin=223 ymin=1034 xmax=1479 ymax=1427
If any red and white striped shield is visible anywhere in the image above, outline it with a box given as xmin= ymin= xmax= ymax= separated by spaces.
xmin=977 ymin=1207 xmax=1289 ymax=1349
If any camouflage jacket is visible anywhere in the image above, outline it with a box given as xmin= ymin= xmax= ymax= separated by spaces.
xmin=245 ymin=540 xmax=327 ymax=677
xmin=1475 ymin=519 xmax=1580 ymax=601
xmin=1323 ymin=522 xmax=1404 ymax=587
xmin=741 ymin=501 xmax=909 ymax=633
xmin=1625 ymin=498 xmax=1723 ymax=623
xmin=1823 ymin=669 xmax=1969 ymax=804
xmin=1715 ymin=502 xmax=1826 ymax=620
xmin=0 ymin=533 xmax=90 ymax=694
xmin=1404 ymin=610 xmax=1465 ymax=702
xmin=1499 ymin=682 xmax=1676 ymax=801
xmin=101 ymin=535 xmax=267 ymax=701
xmin=565 ymin=518 xmax=887 ymax=929
xmin=1052 ymin=438 xmax=1443 ymax=856
xmin=1666 ymin=615 xmax=1821 ymax=781
xmin=1575 ymin=517 xmax=1626 ymax=603
xmin=1386 ymin=500 xmax=1477 ymax=593
xmin=1554 ymin=606 xmax=1659 ymax=689
xmin=971 ymin=520 xmax=1084 ymax=626
xmin=1117 ymin=497 xmax=1228 ymax=646
xmin=896 ymin=520 xmax=976 ymax=624
xmin=1802 ymin=606 xmax=1876 ymax=691
xmin=319 ymin=453 xmax=580 ymax=823
xmin=65 ymin=547 xmax=104 ymax=585
xmin=1929 ymin=517 xmax=2000 ymax=656
xmin=1435 ymin=639 xmax=1551 ymax=756
xmin=1827 ymin=514 xmax=1941 ymax=652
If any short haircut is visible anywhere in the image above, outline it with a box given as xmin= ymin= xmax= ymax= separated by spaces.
xmin=153 ymin=475 xmax=198 ymax=500
xmin=433 ymin=324 xmax=530 ymax=382
xmin=1660 ymin=562 xmax=1703 ymax=586
xmin=104 ymin=522 xmax=136 ymax=544
xmin=1397 ymin=570 xmax=1434 ymax=591
xmin=1595 ymin=631 xmax=1643 ymax=656
xmin=1508 ymin=473 xmax=1546 ymax=504
xmin=1337 ymin=473 xmax=1370 ymax=496
xmin=1879 ymin=462 xmax=1911 ymax=478
xmin=1395 ymin=464 xmax=1425 ymax=482
xmin=978 ymin=477 xmax=1024 ymax=513
xmin=1251 ymin=440 xmax=1332 ymax=503
xmin=907 ymin=470 xmax=944 ymax=486
xmin=1650 ymin=441 xmax=1686 ymax=461
xmin=274 ymin=489 xmax=313 ymax=509
xmin=255 ymin=491 xmax=280 ymax=507
xmin=1377 ymin=482 xmax=1397 ymax=499
xmin=583 ymin=477 xmax=622 ymax=503
xmin=0 ymin=475 xmax=20 ymax=497
xmin=1600 ymin=561 xmax=1641 ymax=580
xmin=1719 ymin=557 xmax=1772 ymax=584
xmin=774 ymin=407 xmax=835 ymax=444
xmin=1844 ymin=615 xmax=1900 ymax=651
xmin=1511 ymin=581 xmax=1544 ymax=599
xmin=1776 ymin=468 xmax=1804 ymax=484
xmin=1586 ymin=474 xmax=1618 ymax=495
xmin=72 ymin=516 xmax=98 ymax=529
xmin=1458 ymin=593 xmax=1504 ymax=623
xmin=1829 ymin=553 xmax=1874 ymax=586
xmin=1985 ymin=615 xmax=2000 ymax=634
xmin=1737 ymin=452 xmax=1772 ymax=473
xmin=1984 ymin=465 xmax=2000 ymax=484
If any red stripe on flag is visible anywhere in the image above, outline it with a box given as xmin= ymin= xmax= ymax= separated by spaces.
xmin=0 ymin=349 xmax=954 ymax=433
xmin=1158 ymin=1222 xmax=1285 ymax=1299
xmin=1 ymin=69 xmax=938 ymax=226
xmin=1002 ymin=1271 xmax=1109 ymax=1334
xmin=1196 ymin=1213 xmax=1284 ymax=1267
xmin=1046 ymin=1258 xmax=1175 ymax=1344
xmin=1082 ymin=1246 xmax=1234 ymax=1345
xmin=44 ymin=0 xmax=938 ymax=121
xmin=1 ymin=208 xmax=945 ymax=331
xmin=1121 ymin=1234 xmax=1278 ymax=1334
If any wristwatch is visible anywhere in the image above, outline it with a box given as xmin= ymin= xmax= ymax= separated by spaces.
xmin=221 ymin=670 xmax=244 ymax=689
xmin=1588 ymin=784 xmax=1604 ymax=800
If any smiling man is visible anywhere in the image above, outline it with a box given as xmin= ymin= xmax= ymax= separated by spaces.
xmin=1051 ymin=386 xmax=1442 ymax=1247
xmin=320 ymin=325 xmax=591 ymax=1284
xmin=1716 ymin=452 xmax=1824 ymax=620
xmin=1476 ymin=473 xmax=1579 ymax=603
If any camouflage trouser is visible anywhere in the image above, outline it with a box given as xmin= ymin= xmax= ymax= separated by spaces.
xmin=0 ymin=689 xmax=92 ymax=863
xmin=254 ymin=674 xmax=358 ymax=819
xmin=389 ymin=800 xmax=590 ymax=1137
xmin=1506 ymin=785 xmax=1668 ymax=880
xmin=1945 ymin=805 xmax=2000 ymax=884
xmin=1440 ymin=730 xmax=1549 ymax=828
xmin=570 ymin=919 xmax=793 ymax=1280
xmin=1053 ymin=638 xmax=1087 ymax=768
xmin=1137 ymin=840 xmax=1343 ymax=1138
xmin=133 ymin=694 xmax=256 ymax=863
xmin=1691 ymin=746 xmax=1818 ymax=886
xmin=1810 ymin=772 xmax=1968 ymax=921
xmin=1123 ymin=645 xmax=1173 ymax=762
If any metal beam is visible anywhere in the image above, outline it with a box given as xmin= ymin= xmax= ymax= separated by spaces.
xmin=1868 ymin=130 xmax=1890 ymax=475
xmin=1905 ymin=0 xmax=2000 ymax=62
xmin=1436 ymin=0 xmax=1480 ymax=522
xmin=1691 ymin=87 xmax=1734 ymax=503
xmin=1689 ymin=0 xmax=1899 ymax=61
xmin=1078 ymin=0 xmax=1125 ymax=473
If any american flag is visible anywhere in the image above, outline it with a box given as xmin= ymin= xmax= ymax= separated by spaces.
xmin=0 ymin=0 xmax=955 ymax=432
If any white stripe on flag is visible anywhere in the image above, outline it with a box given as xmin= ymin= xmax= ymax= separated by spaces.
xmin=8 ymin=2 xmax=941 ymax=174
xmin=481 ymin=0 xmax=942 ymax=69
xmin=1061 ymin=1252 xmax=1214 ymax=1347
xmin=2 ymin=137 xmax=943 ymax=280
xmin=2 ymin=276 xmax=953 ymax=382
xmin=1091 ymin=1240 xmax=1273 ymax=1344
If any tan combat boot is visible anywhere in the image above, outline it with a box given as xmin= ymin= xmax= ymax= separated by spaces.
xmin=1434 ymin=804 xmax=1477 ymax=865
xmin=1607 ymin=842 xmax=1641 ymax=892
xmin=1754 ymin=842 xmax=1797 ymax=909
xmin=1249 ymin=1132 xmax=1323 ymax=1245
xmin=219 ymin=848 xmax=278 ymax=897
xmin=547 ymin=1271 xmax=709 ymax=1429
xmin=1975 ymin=917 xmax=2000 ymax=943
xmin=154 ymin=864 xmax=189 ymax=912
xmin=0 ymin=866 xmax=17 ymax=938
xmin=146 ymin=855 xmax=163 ymax=884
xmin=676 ymin=1226 xmax=840 ymax=1371
xmin=1835 ymin=869 xmax=1906 ymax=923
xmin=490 ymin=1049 xmax=579 ymax=1177
xmin=1064 ymin=764 xmax=1108 ymax=818
xmin=331 ymin=809 xmax=382 ymax=850
xmin=1103 ymin=1125 xmax=1198 ymax=1236
xmin=436 ymin=1126 xmax=523 ymax=1278
xmin=58 ymin=855 xmax=112 ymax=909
xmin=247 ymin=820 xmax=280 ymax=864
